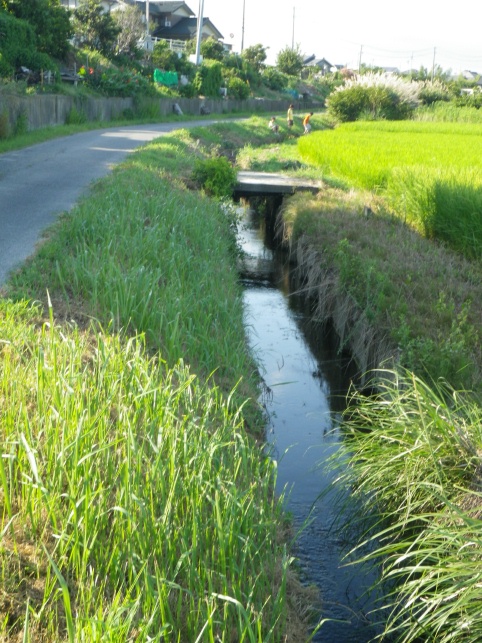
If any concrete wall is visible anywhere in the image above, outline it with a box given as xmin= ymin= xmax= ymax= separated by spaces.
xmin=0 ymin=93 xmax=313 ymax=133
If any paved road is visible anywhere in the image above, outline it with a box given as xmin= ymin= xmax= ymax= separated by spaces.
xmin=0 ymin=119 xmax=219 ymax=286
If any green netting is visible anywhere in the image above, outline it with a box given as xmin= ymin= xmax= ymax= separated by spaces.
xmin=153 ymin=69 xmax=179 ymax=86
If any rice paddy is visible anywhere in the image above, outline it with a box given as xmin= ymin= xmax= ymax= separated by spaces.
xmin=298 ymin=120 xmax=482 ymax=258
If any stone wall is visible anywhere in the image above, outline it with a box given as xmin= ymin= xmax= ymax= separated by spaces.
xmin=0 ymin=93 xmax=311 ymax=133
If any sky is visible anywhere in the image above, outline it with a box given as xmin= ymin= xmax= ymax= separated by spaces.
xmin=197 ymin=0 xmax=482 ymax=74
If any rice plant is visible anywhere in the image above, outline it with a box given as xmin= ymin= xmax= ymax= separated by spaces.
xmin=298 ymin=120 xmax=482 ymax=258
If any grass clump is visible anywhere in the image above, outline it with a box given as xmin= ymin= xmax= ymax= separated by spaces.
xmin=192 ymin=155 xmax=237 ymax=198
xmin=0 ymin=299 xmax=289 ymax=641
xmin=336 ymin=369 xmax=482 ymax=643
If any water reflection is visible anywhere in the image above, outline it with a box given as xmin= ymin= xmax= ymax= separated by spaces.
xmin=239 ymin=205 xmax=381 ymax=642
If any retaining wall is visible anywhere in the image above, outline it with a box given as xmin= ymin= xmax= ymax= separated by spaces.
xmin=0 ymin=93 xmax=312 ymax=133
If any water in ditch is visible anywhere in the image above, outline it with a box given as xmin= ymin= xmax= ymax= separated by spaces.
xmin=238 ymin=202 xmax=383 ymax=642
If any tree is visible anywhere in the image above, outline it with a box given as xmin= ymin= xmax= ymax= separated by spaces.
xmin=276 ymin=44 xmax=303 ymax=76
xmin=113 ymin=4 xmax=144 ymax=57
xmin=241 ymin=44 xmax=267 ymax=73
xmin=152 ymin=39 xmax=180 ymax=71
xmin=72 ymin=0 xmax=120 ymax=56
xmin=3 ymin=0 xmax=72 ymax=60
xmin=0 ymin=8 xmax=53 ymax=76
xmin=200 ymin=37 xmax=224 ymax=61
xmin=152 ymin=40 xmax=194 ymax=78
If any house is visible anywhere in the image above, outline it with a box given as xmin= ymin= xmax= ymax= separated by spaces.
xmin=60 ymin=1 xmax=224 ymax=50
xmin=145 ymin=2 xmax=223 ymax=42
xmin=380 ymin=66 xmax=400 ymax=75
xmin=461 ymin=70 xmax=482 ymax=86
xmin=303 ymin=56 xmax=336 ymax=75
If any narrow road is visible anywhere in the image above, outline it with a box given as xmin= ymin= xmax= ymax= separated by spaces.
xmin=0 ymin=119 xmax=218 ymax=285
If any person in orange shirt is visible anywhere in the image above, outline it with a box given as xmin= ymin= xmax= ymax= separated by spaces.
xmin=303 ymin=112 xmax=314 ymax=134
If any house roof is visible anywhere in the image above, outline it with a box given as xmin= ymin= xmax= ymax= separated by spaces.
xmin=133 ymin=1 xmax=195 ymax=17
xmin=462 ymin=70 xmax=482 ymax=80
xmin=303 ymin=57 xmax=334 ymax=69
xmin=153 ymin=16 xmax=223 ymax=40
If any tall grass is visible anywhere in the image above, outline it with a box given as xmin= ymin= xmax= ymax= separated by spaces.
xmin=0 ymin=125 xmax=305 ymax=640
xmin=0 ymin=299 xmax=289 ymax=641
xmin=298 ymin=121 xmax=482 ymax=259
xmin=335 ymin=369 xmax=482 ymax=642
xmin=8 ymin=158 xmax=252 ymax=388
xmin=415 ymin=101 xmax=482 ymax=123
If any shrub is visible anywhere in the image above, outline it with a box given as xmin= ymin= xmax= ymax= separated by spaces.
xmin=455 ymin=90 xmax=482 ymax=110
xmin=13 ymin=110 xmax=28 ymax=136
xmin=261 ymin=67 xmax=289 ymax=91
xmin=192 ymin=156 xmax=237 ymax=198
xmin=178 ymin=82 xmax=197 ymax=98
xmin=418 ymin=79 xmax=451 ymax=105
xmin=327 ymin=84 xmax=370 ymax=122
xmin=82 ymin=65 xmax=158 ymax=98
xmin=0 ymin=51 xmax=13 ymax=78
xmin=227 ymin=76 xmax=250 ymax=100
xmin=328 ymin=72 xmax=420 ymax=122
xmin=192 ymin=60 xmax=223 ymax=98
xmin=65 ymin=106 xmax=87 ymax=125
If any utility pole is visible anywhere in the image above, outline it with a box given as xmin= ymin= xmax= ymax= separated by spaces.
xmin=292 ymin=6 xmax=295 ymax=49
xmin=358 ymin=44 xmax=363 ymax=72
xmin=241 ymin=0 xmax=246 ymax=52
xmin=431 ymin=46 xmax=436 ymax=82
xmin=195 ymin=0 xmax=205 ymax=65
xmin=145 ymin=0 xmax=150 ymax=42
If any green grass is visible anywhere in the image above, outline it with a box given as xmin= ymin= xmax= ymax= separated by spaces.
xmin=298 ymin=121 xmax=482 ymax=259
xmin=0 ymin=299 xmax=289 ymax=641
xmin=281 ymin=188 xmax=482 ymax=396
xmin=336 ymin=369 xmax=482 ymax=643
xmin=0 ymin=121 xmax=311 ymax=641
xmin=415 ymin=101 xmax=482 ymax=123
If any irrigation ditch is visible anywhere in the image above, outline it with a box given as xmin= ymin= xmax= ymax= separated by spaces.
xmin=236 ymin=193 xmax=389 ymax=641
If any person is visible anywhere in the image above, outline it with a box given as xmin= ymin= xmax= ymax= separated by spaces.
xmin=287 ymin=104 xmax=294 ymax=129
xmin=269 ymin=116 xmax=279 ymax=134
xmin=303 ymin=112 xmax=314 ymax=134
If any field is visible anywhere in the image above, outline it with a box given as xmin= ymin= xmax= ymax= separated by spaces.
xmin=298 ymin=121 xmax=482 ymax=259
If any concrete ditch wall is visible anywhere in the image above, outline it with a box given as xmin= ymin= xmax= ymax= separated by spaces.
xmin=0 ymin=93 xmax=311 ymax=133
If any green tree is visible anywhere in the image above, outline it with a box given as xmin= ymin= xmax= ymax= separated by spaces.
xmin=241 ymin=43 xmax=267 ymax=73
xmin=200 ymin=37 xmax=224 ymax=61
xmin=0 ymin=7 xmax=56 ymax=76
xmin=113 ymin=4 xmax=144 ymax=57
xmin=3 ymin=0 xmax=71 ymax=60
xmin=276 ymin=44 xmax=303 ymax=76
xmin=152 ymin=39 xmax=179 ymax=71
xmin=72 ymin=0 xmax=120 ymax=56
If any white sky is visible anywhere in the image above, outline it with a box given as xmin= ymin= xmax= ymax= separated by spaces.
xmin=198 ymin=0 xmax=482 ymax=74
